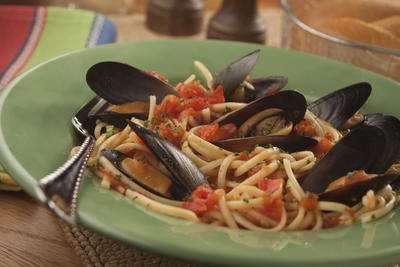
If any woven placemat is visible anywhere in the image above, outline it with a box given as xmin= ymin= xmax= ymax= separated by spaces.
xmin=58 ymin=221 xmax=204 ymax=267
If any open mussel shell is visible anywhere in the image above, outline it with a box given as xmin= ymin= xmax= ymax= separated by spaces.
xmin=214 ymin=90 xmax=307 ymax=129
xmin=319 ymin=173 xmax=400 ymax=206
xmin=101 ymin=149 xmax=187 ymax=200
xmin=213 ymin=135 xmax=317 ymax=153
xmin=301 ymin=125 xmax=385 ymax=194
xmin=250 ymin=76 xmax=288 ymax=99
xmin=86 ymin=61 xmax=178 ymax=105
xmin=214 ymin=50 xmax=261 ymax=100
xmin=127 ymin=120 xmax=208 ymax=193
xmin=308 ymin=82 xmax=371 ymax=129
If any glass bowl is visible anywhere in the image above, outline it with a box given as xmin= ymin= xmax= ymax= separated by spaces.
xmin=279 ymin=0 xmax=400 ymax=82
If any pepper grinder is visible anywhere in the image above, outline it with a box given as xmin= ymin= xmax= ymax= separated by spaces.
xmin=146 ymin=0 xmax=204 ymax=36
xmin=207 ymin=0 xmax=266 ymax=44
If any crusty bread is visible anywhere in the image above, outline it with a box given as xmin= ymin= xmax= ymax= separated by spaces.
xmin=315 ymin=17 xmax=400 ymax=50
xmin=298 ymin=0 xmax=400 ymax=50
xmin=372 ymin=16 xmax=400 ymax=38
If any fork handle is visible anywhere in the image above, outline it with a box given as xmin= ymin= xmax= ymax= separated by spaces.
xmin=37 ymin=136 xmax=95 ymax=226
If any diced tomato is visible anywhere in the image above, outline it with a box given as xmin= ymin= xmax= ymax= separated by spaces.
xmin=257 ymin=178 xmax=284 ymax=195
xmin=147 ymin=71 xmax=168 ymax=83
xmin=195 ymin=124 xmax=219 ymax=142
xmin=183 ymin=97 xmax=210 ymax=111
xmin=182 ymin=185 xmax=221 ymax=215
xmin=299 ymin=193 xmax=319 ymax=211
xmin=157 ymin=121 xmax=185 ymax=147
xmin=313 ymin=137 xmax=334 ymax=154
xmin=195 ymin=123 xmax=237 ymax=142
xmin=218 ymin=123 xmax=237 ymax=140
xmin=209 ymin=85 xmax=225 ymax=104
xmin=237 ymin=152 xmax=250 ymax=161
xmin=154 ymin=94 xmax=182 ymax=119
xmin=177 ymin=81 xmax=206 ymax=99
xmin=294 ymin=120 xmax=316 ymax=137
xmin=323 ymin=217 xmax=342 ymax=228
xmin=182 ymin=199 xmax=208 ymax=215
xmin=260 ymin=197 xmax=283 ymax=221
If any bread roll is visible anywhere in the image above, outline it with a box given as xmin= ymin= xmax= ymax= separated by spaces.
xmin=314 ymin=17 xmax=400 ymax=50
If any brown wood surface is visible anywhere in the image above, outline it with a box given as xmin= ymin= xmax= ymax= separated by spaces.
xmin=0 ymin=192 xmax=82 ymax=267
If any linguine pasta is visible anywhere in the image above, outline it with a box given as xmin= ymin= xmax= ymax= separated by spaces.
xmin=77 ymin=62 xmax=399 ymax=232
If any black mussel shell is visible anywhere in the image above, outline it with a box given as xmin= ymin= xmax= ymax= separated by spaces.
xmin=86 ymin=61 xmax=178 ymax=105
xmin=101 ymin=149 xmax=187 ymax=200
xmin=127 ymin=121 xmax=208 ymax=193
xmin=319 ymin=174 xmax=400 ymax=206
xmin=308 ymin=82 xmax=371 ymax=129
xmin=361 ymin=114 xmax=400 ymax=170
xmin=214 ymin=90 xmax=307 ymax=128
xmin=214 ymin=50 xmax=261 ymax=100
xmin=301 ymin=125 xmax=385 ymax=194
xmin=250 ymin=76 xmax=288 ymax=99
xmin=213 ymin=135 xmax=317 ymax=153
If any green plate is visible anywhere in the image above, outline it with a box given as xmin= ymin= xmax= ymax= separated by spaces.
xmin=1 ymin=40 xmax=400 ymax=267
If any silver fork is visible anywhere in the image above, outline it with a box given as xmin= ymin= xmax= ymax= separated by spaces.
xmin=35 ymin=96 xmax=107 ymax=226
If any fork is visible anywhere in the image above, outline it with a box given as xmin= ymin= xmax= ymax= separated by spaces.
xmin=35 ymin=96 xmax=106 ymax=226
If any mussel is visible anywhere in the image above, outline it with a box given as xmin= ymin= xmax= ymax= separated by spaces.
xmin=85 ymin=61 xmax=180 ymax=129
xmin=211 ymin=90 xmax=314 ymax=151
xmin=86 ymin=61 xmax=178 ymax=105
xmin=101 ymin=121 xmax=208 ymax=200
xmin=213 ymin=50 xmax=287 ymax=102
xmin=301 ymin=125 xmax=400 ymax=205
xmin=307 ymin=82 xmax=371 ymax=129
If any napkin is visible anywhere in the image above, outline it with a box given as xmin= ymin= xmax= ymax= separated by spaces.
xmin=0 ymin=5 xmax=117 ymax=190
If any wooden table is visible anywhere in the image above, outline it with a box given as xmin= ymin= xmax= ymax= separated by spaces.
xmin=0 ymin=6 xmax=282 ymax=267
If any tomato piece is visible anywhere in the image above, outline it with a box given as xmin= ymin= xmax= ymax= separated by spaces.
xmin=324 ymin=217 xmax=342 ymax=228
xmin=177 ymin=81 xmax=206 ymax=99
xmin=182 ymin=199 xmax=207 ymax=215
xmin=209 ymin=85 xmax=225 ymax=104
xmin=257 ymin=178 xmax=284 ymax=195
xmin=154 ymin=95 xmax=181 ymax=119
xmin=217 ymin=123 xmax=237 ymax=140
xmin=184 ymin=97 xmax=210 ymax=111
xmin=260 ymin=197 xmax=283 ymax=221
xmin=195 ymin=124 xmax=220 ymax=142
xmin=194 ymin=123 xmax=237 ymax=142
xmin=157 ymin=121 xmax=185 ymax=147
xmin=313 ymin=137 xmax=334 ymax=154
xmin=299 ymin=193 xmax=319 ymax=211
xmin=182 ymin=185 xmax=221 ymax=215
xmin=294 ymin=120 xmax=316 ymax=137
xmin=237 ymin=152 xmax=250 ymax=161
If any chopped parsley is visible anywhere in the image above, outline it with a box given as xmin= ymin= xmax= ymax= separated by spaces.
xmin=223 ymin=106 xmax=232 ymax=114
xmin=105 ymin=125 xmax=120 ymax=138
xmin=347 ymin=171 xmax=356 ymax=179
xmin=114 ymin=174 xmax=122 ymax=181
xmin=340 ymin=129 xmax=351 ymax=135
xmin=243 ymin=198 xmax=249 ymax=203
